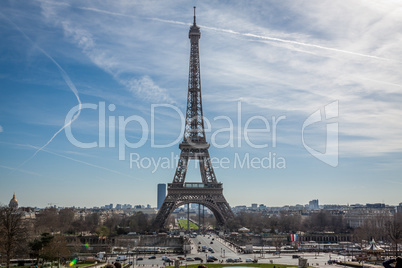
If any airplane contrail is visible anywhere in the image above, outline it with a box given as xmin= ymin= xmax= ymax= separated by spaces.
xmin=205 ymin=26 xmax=397 ymax=63
xmin=39 ymin=147 xmax=134 ymax=178
xmin=0 ymin=142 xmax=135 ymax=179
xmin=75 ymin=5 xmax=396 ymax=63
xmin=0 ymin=164 xmax=45 ymax=177
xmin=0 ymin=12 xmax=82 ymax=170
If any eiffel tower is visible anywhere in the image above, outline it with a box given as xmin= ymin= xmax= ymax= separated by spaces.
xmin=153 ymin=7 xmax=234 ymax=230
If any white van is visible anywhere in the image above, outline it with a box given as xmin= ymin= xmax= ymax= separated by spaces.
xmin=116 ymin=256 xmax=127 ymax=261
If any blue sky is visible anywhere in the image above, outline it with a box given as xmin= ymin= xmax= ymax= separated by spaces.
xmin=1 ymin=0 xmax=401 ymax=208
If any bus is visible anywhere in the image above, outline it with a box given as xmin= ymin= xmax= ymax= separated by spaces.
xmin=9 ymin=259 xmax=36 ymax=267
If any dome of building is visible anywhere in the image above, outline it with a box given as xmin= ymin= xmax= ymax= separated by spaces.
xmin=9 ymin=194 xmax=18 ymax=209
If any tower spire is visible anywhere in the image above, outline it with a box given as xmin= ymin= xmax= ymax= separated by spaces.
xmin=193 ymin=6 xmax=196 ymax=25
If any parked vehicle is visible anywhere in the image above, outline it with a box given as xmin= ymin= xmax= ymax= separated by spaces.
xmin=148 ymin=256 xmax=156 ymax=259
xmin=194 ymin=257 xmax=202 ymax=261
xmin=136 ymin=257 xmax=143 ymax=261
xmin=208 ymin=256 xmax=218 ymax=261
xmin=186 ymin=258 xmax=194 ymax=261
xmin=226 ymin=258 xmax=235 ymax=263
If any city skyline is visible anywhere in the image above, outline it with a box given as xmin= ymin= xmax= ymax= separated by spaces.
xmin=1 ymin=1 xmax=401 ymax=208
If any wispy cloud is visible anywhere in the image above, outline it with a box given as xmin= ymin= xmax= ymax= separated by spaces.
xmin=0 ymin=125 xmax=3 ymax=133
xmin=0 ymin=10 xmax=82 ymax=170
xmin=125 ymin=76 xmax=175 ymax=103
xmin=0 ymin=164 xmax=44 ymax=177
xmin=39 ymin=1 xmax=176 ymax=104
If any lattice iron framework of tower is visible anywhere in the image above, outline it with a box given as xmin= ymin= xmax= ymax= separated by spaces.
xmin=153 ymin=7 xmax=234 ymax=230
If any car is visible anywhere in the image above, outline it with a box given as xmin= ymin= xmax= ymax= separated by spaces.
xmin=226 ymin=258 xmax=235 ymax=263
xmin=208 ymin=256 xmax=218 ymax=261
xmin=148 ymin=256 xmax=156 ymax=259
xmin=206 ymin=258 xmax=214 ymax=262
xmin=210 ymin=241 xmax=213 ymax=244
xmin=162 ymin=256 xmax=168 ymax=260
xmin=177 ymin=257 xmax=185 ymax=260
xmin=194 ymin=257 xmax=202 ymax=261
xmin=186 ymin=258 xmax=194 ymax=261
xmin=136 ymin=257 xmax=143 ymax=261
xmin=233 ymin=258 xmax=242 ymax=262
xmin=292 ymin=255 xmax=300 ymax=259
xmin=245 ymin=258 xmax=257 ymax=263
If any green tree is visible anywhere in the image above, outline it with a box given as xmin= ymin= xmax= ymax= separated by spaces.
xmin=41 ymin=235 xmax=70 ymax=268
xmin=29 ymin=233 xmax=54 ymax=265
xmin=96 ymin=225 xmax=110 ymax=237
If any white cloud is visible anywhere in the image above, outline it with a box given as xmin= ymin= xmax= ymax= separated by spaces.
xmin=34 ymin=1 xmax=402 ymax=157
xmin=43 ymin=4 xmax=176 ymax=104
xmin=125 ymin=76 xmax=175 ymax=103
xmin=0 ymin=125 xmax=3 ymax=132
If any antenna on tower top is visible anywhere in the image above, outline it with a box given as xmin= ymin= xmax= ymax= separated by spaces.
xmin=193 ymin=6 xmax=196 ymax=25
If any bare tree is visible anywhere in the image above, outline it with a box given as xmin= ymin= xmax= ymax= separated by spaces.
xmin=58 ymin=208 xmax=75 ymax=233
xmin=385 ymin=213 xmax=402 ymax=257
xmin=35 ymin=207 xmax=58 ymax=234
xmin=272 ymin=236 xmax=285 ymax=256
xmin=0 ymin=206 xmax=27 ymax=268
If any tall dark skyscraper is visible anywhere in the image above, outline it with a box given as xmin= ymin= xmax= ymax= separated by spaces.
xmin=157 ymin=183 xmax=166 ymax=209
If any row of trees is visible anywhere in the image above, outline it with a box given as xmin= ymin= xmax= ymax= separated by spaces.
xmin=0 ymin=206 xmax=158 ymax=267
xmin=33 ymin=207 xmax=156 ymax=236
xmin=229 ymin=210 xmax=402 ymax=253
xmin=1 ymin=205 xmax=402 ymax=267
xmin=228 ymin=210 xmax=348 ymax=234
xmin=352 ymin=212 xmax=402 ymax=254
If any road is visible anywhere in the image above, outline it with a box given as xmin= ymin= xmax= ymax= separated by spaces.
xmin=108 ymin=234 xmax=371 ymax=268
